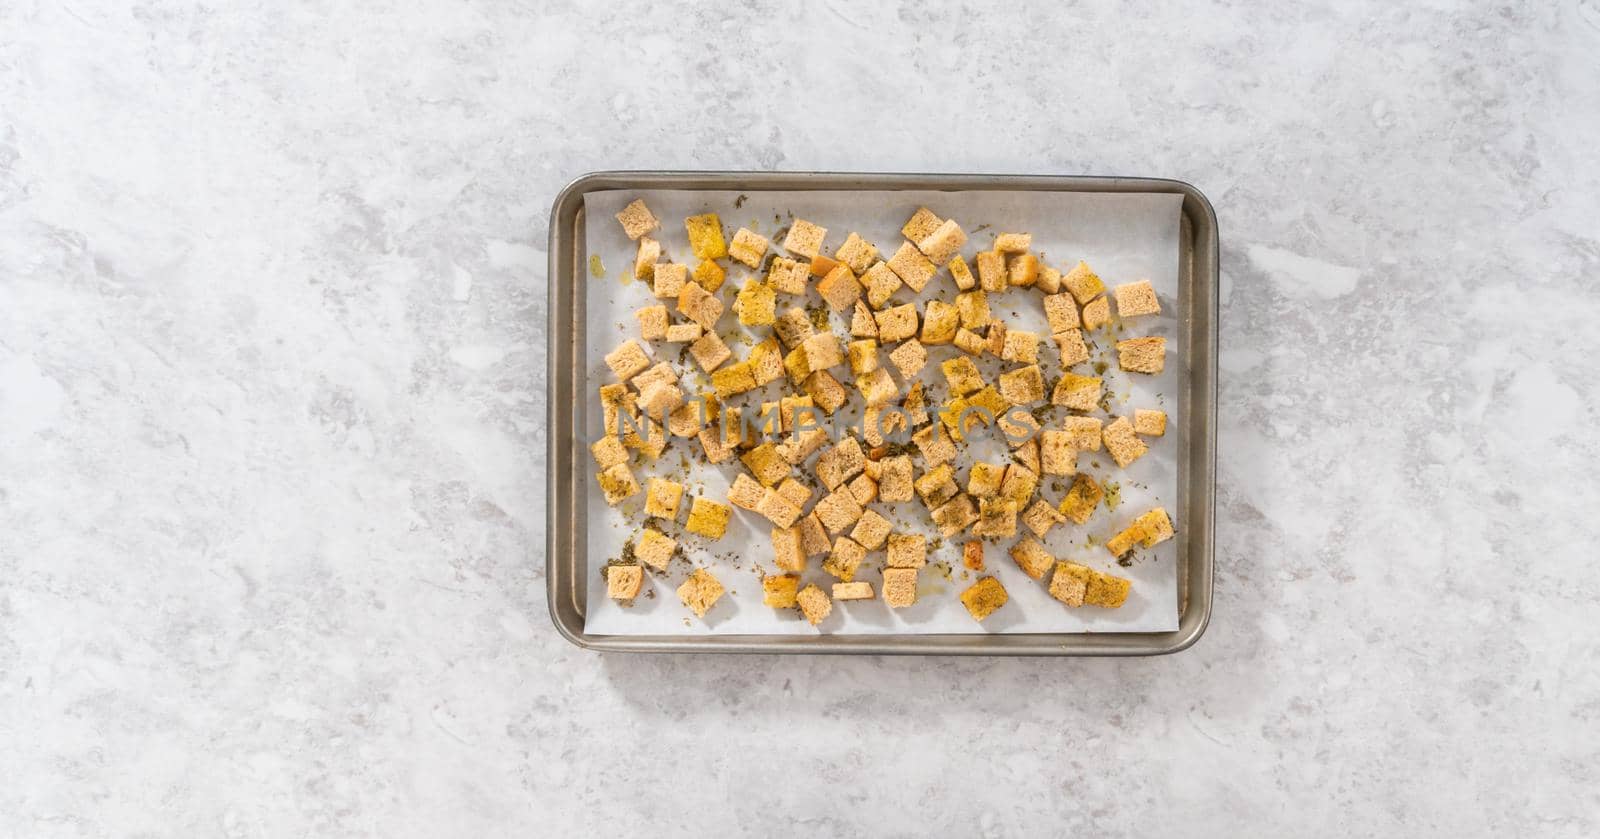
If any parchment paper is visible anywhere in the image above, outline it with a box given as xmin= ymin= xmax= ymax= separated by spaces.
xmin=580 ymin=188 xmax=1184 ymax=634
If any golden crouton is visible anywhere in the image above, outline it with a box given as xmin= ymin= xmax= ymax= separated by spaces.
xmin=797 ymin=584 xmax=832 ymax=625
xmin=763 ymin=573 xmax=800 ymax=607
xmin=1113 ymin=279 xmax=1161 ymax=318
xmin=634 ymin=237 xmax=660 ymax=280
xmin=861 ymin=261 xmax=902 ymax=309
xmin=1062 ymin=416 xmax=1104 ymax=451
xmin=734 ymin=279 xmax=776 ymax=326
xmin=903 ymin=381 xmax=931 ymax=426
xmin=941 ymin=356 xmax=984 ymax=397
xmin=1062 ymin=261 xmax=1105 ymax=304
xmin=684 ymin=497 xmax=732 ymax=539
xmin=847 ymin=339 xmax=879 ymax=376
xmin=1080 ymin=296 xmax=1110 ymax=330
xmin=607 ymin=564 xmax=643 ymax=600
xmin=1048 ymin=561 xmax=1092 ymax=606
xmin=801 ymin=333 xmax=844 ymax=373
xmin=757 ymin=488 xmax=802 ymax=528
xmin=850 ymin=509 xmax=892 ymax=550
xmin=1117 ymin=336 xmax=1166 ymax=374
xmin=698 ymin=427 xmax=733 ymax=463
xmin=653 ymin=262 xmax=687 ymax=299
xmin=776 ymin=476 xmax=813 ymax=507
xmin=975 ymin=250 xmax=1006 ymax=292
xmin=915 ymin=464 xmax=960 ymax=508
xmin=993 ymin=232 xmax=1032 ymax=253
xmin=779 ymin=428 xmax=829 ymax=465
xmin=1053 ymin=328 xmax=1090 ymax=367
xmin=1007 ymin=429 xmax=1040 ymax=467
xmin=766 ymin=256 xmax=810 ymax=295
xmin=949 ymin=256 xmax=977 ymax=290
xmin=614 ymin=198 xmax=658 ymax=240
xmin=930 ymin=494 xmax=978 ymax=537
xmin=1039 ymin=430 xmax=1078 ymax=477
xmin=972 ymin=497 xmax=1017 ymax=538
xmin=878 ymin=455 xmax=915 ymax=503
xmin=915 ymin=301 xmax=956 ymax=346
xmin=959 ymin=577 xmax=1008 ymax=621
xmin=597 ymin=463 xmax=641 ymax=504
xmin=727 ymin=473 xmax=766 ymax=511
xmin=637 ymin=382 xmax=684 ymax=421
xmin=1036 ymin=263 xmax=1062 ymax=294
xmin=817 ymin=263 xmax=863 ymax=312
xmin=783 ymin=218 xmax=827 ymax=259
xmin=728 ymin=227 xmax=769 ymax=268
xmin=1102 ymin=416 xmax=1149 ymax=468
xmin=634 ymin=527 xmax=676 ymax=571
xmin=999 ymin=464 xmax=1039 ymax=508
xmin=917 ymin=218 xmax=966 ymax=263
xmin=963 ymin=540 xmax=984 ymax=571
xmin=888 ymin=339 xmax=928 ymax=378
xmin=966 ymin=462 xmax=1006 ymax=498
xmin=951 ymin=328 xmax=985 ymax=356
xmin=911 ymin=425 xmax=956 ymax=469
xmin=1009 ymin=537 xmax=1054 ymax=580
xmin=747 ymin=338 xmax=786 ymax=386
xmin=1043 ymin=293 xmax=1080 ymax=334
xmin=824 ymin=536 xmax=867 ymax=581
xmin=1051 ymin=373 xmax=1103 ymax=411
xmin=636 ymin=305 xmax=668 ymax=340
xmin=874 ymin=303 xmax=919 ymax=343
xmin=832 ymin=581 xmax=875 ymax=601
xmin=772 ymin=306 xmax=814 ymax=349
xmin=684 ymin=212 xmax=727 ymax=260
xmin=1022 ymin=499 xmax=1066 ymax=538
xmin=604 ymin=339 xmax=651 ymax=381
xmin=901 ymin=207 xmax=943 ymax=241
xmin=1007 ymin=253 xmax=1039 ymax=288
xmin=1134 ymin=409 xmax=1167 ymax=436
xmin=882 ymin=567 xmax=918 ymax=608
xmin=986 ymin=321 xmax=1008 ymax=356
xmin=689 ymin=332 xmax=732 ymax=373
xmin=664 ymin=323 xmax=701 ymax=343
xmin=1105 ymin=507 xmax=1175 ymax=558
xmin=954 ymin=290 xmax=990 ymax=329
xmin=850 ymin=301 xmax=878 ymax=338
xmin=770 ymin=525 xmax=807 ymax=572
xmin=998 ymin=365 xmax=1046 ymax=404
xmin=886 ymin=533 xmax=927 ymax=568
xmin=887 ymin=241 xmax=936 ymax=292
xmin=677 ymin=281 xmax=725 ymax=330
xmin=590 ymin=435 xmax=628 ymax=469
xmin=740 ymin=443 xmax=789 ymax=487
xmin=816 ymin=437 xmax=866 ymax=490
xmin=644 ymin=477 xmax=684 ymax=519
xmin=1058 ymin=473 xmax=1103 ymax=524
xmin=814 ymin=489 xmax=865 ymax=534
xmin=846 ymin=472 xmax=878 ymax=508
xmin=1085 ymin=570 xmax=1131 ymax=608
xmin=999 ymin=330 xmax=1037 ymax=364
xmin=677 ymin=568 xmax=725 ymax=618
xmin=693 ymin=259 xmax=726 ymax=292
xmin=835 ymin=232 xmax=879 ymax=274
xmin=629 ymin=361 xmax=676 ymax=395
xmin=805 ymin=370 xmax=848 ymax=414
xmin=798 ymin=512 xmax=831 ymax=557
xmin=809 ymin=254 xmax=839 ymax=277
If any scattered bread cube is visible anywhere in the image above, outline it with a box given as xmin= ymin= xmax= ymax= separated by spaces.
xmin=993 ymin=232 xmax=1032 ymax=253
xmin=757 ymin=488 xmax=803 ymax=528
xmin=597 ymin=463 xmax=641 ymax=504
xmin=735 ymin=278 xmax=776 ymax=326
xmin=1000 ymin=330 xmax=1039 ymax=364
xmin=1008 ymin=253 xmax=1039 ymax=288
xmin=972 ymin=497 xmax=1017 ymax=538
xmin=1117 ymin=336 xmax=1166 ymax=374
xmin=1036 ymin=264 xmax=1062 ymax=294
xmin=949 ymin=256 xmax=977 ymax=290
xmin=1051 ymin=372 xmax=1103 ymax=411
xmin=824 ymin=536 xmax=867 ymax=581
xmin=832 ymin=581 xmax=875 ymax=601
xmin=901 ymin=207 xmax=943 ymax=242
xmin=801 ymin=333 xmax=844 ymax=373
xmin=917 ymin=218 xmax=966 ymax=263
xmin=949 ymin=328 xmax=983 ymax=356
xmin=796 ymin=584 xmax=832 ymax=625
xmin=920 ymin=300 xmax=960 ymax=345
xmin=816 ymin=437 xmax=866 ymax=490
xmin=591 ymin=435 xmax=628 ymax=469
xmin=604 ymin=339 xmax=651 ymax=381
xmin=636 ymin=305 xmax=669 ymax=340
xmin=1062 ymin=261 xmax=1105 ymax=304
xmin=693 ymin=259 xmax=726 ymax=292
xmin=653 ymin=262 xmax=687 ymax=299
xmin=857 ymin=367 xmax=898 ymax=407
xmin=1048 ymin=561 xmax=1092 ymax=606
xmin=888 ymin=339 xmax=928 ymax=379
xmin=809 ymin=254 xmax=839 ymax=277
xmin=878 ymin=455 xmax=915 ymax=502
xmin=959 ymin=577 xmax=1008 ymax=621
xmin=985 ymin=321 xmax=1008 ymax=356
xmin=684 ymin=212 xmax=727 ymax=260
xmin=607 ymin=564 xmax=643 ymax=600
xmin=862 ymin=261 xmax=903 ymax=309
xmin=615 ymin=199 xmax=658 ymax=240
xmin=955 ymin=290 xmax=990 ymax=329
xmin=1105 ymin=507 xmax=1175 ymax=558
xmin=635 ymin=527 xmax=676 ymax=571
xmin=1102 ymin=416 xmax=1149 ymax=468
xmin=1022 ymin=499 xmax=1066 ymax=538
xmin=685 ymin=497 xmax=731 ymax=539
xmin=966 ymin=462 xmax=1006 ymax=498
xmin=1043 ymin=293 xmax=1081 ymax=334
xmin=850 ymin=301 xmax=879 ymax=338
xmin=903 ymin=382 xmax=931 ymax=426
xmin=835 ymin=232 xmax=879 ymax=274
xmin=783 ymin=219 xmax=827 ymax=259
xmin=817 ymin=263 xmax=863 ymax=312
xmin=886 ymin=533 xmax=927 ymax=568
xmin=677 ymin=568 xmax=725 ymax=618
xmin=941 ymin=356 xmax=984 ymax=397
xmin=850 ymin=509 xmax=892 ymax=550
xmin=763 ymin=573 xmax=800 ymax=607
xmin=677 ymin=282 xmax=724 ymax=331
xmin=915 ymin=464 xmax=960 ymax=508
xmin=998 ymin=365 xmax=1045 ymax=404
xmin=1134 ymin=409 xmax=1167 ymax=436
xmin=644 ymin=477 xmax=685 ymax=519
xmin=1058 ymin=473 xmax=1103 ymax=524
xmin=748 ymin=338 xmax=786 ymax=385
xmin=1053 ymin=328 xmax=1090 ymax=367
xmin=1081 ymin=296 xmax=1110 ymax=330
xmin=728 ymin=227 xmax=769 ymax=268
xmin=740 ymin=443 xmax=790 ymax=487
xmin=975 ymin=250 xmax=1006 ymax=292
xmin=767 ymin=256 xmax=810 ymax=295
xmin=882 ymin=567 xmax=918 ymax=608
xmin=798 ymin=512 xmax=831 ymax=557
xmin=689 ymin=332 xmax=732 ymax=373
xmin=771 ymin=306 xmax=814 ymax=349
xmin=874 ymin=303 xmax=919 ymax=342
xmin=805 ymin=370 xmax=848 ymax=414
xmin=886 ymin=242 xmax=936 ymax=293
xmin=634 ymin=237 xmax=661 ymax=280
xmin=1039 ymin=430 xmax=1079 ymax=476
xmin=911 ymin=425 xmax=956 ymax=468
xmin=776 ymin=475 xmax=813 ymax=507
xmin=963 ymin=540 xmax=984 ymax=570
xmin=848 ymin=339 xmax=879 ymax=376
xmin=1060 ymin=416 xmax=1103 ymax=451
xmin=930 ymin=494 xmax=978 ymax=537
xmin=1009 ymin=537 xmax=1054 ymax=580
xmin=814 ymin=489 xmax=865 ymax=534
xmin=999 ymin=464 xmax=1039 ymax=509
xmin=1085 ymin=570 xmax=1132 ymax=608
xmin=1113 ymin=279 xmax=1161 ymax=318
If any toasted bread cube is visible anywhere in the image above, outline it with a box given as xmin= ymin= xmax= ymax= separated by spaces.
xmin=1134 ymin=409 xmax=1168 ymax=437
xmin=847 ymin=473 xmax=879 ymax=506
xmin=809 ymin=253 xmax=839 ymax=277
xmin=1062 ymin=261 xmax=1105 ymax=304
xmin=1036 ymin=264 xmax=1062 ymax=294
xmin=1103 ymin=416 xmax=1149 ymax=468
xmin=1062 ymin=416 xmax=1104 ymax=451
xmin=983 ymin=320 xmax=1005 ymax=356
xmin=748 ymin=338 xmax=785 ymax=385
xmin=771 ymin=526 xmax=806 ymax=572
xmin=886 ymin=242 xmax=936 ymax=292
xmin=824 ymin=536 xmax=867 ymax=581
xmin=816 ymin=437 xmax=866 ymax=490
xmin=757 ymin=489 xmax=803 ymax=528
xmin=677 ymin=568 xmax=725 ymax=618
xmin=873 ymin=303 xmax=919 ymax=343
xmin=798 ymin=512 xmax=831 ymax=556
xmin=1105 ymin=527 xmax=1138 ymax=559
xmin=882 ymin=567 xmax=917 ymax=608
xmin=1081 ymin=296 xmax=1110 ymax=330
xmin=954 ymin=290 xmax=991 ymax=330
xmin=903 ymin=381 xmax=931 ymax=426
xmin=1009 ymin=537 xmax=1054 ymax=580
xmin=901 ymin=207 xmax=942 ymax=241
xmin=763 ymin=573 xmax=801 ymax=607
xmin=862 ymin=261 xmax=903 ymax=309
xmin=630 ymin=360 xmax=677 ymax=394
xmin=728 ymin=473 xmax=766 ymax=510
xmin=930 ymin=494 xmax=978 ymax=537
xmin=915 ymin=463 xmax=960 ymax=508
xmin=967 ymin=461 xmax=1006 ymax=498
xmin=814 ymin=489 xmax=865 ymax=534
xmin=783 ymin=345 xmax=812 ymax=385
xmin=615 ymin=199 xmax=658 ymax=240
xmin=600 ymin=383 xmax=636 ymax=434
xmin=1053 ymin=328 xmax=1090 ymax=367
xmin=1023 ymin=498 xmax=1066 ymax=538
xmin=621 ymin=417 xmax=667 ymax=460
xmin=835 ymin=232 xmax=879 ymax=273
xmin=975 ymin=250 xmax=1006 ymax=292
xmin=607 ymin=564 xmax=643 ymax=599
xmin=776 ymin=476 xmax=813 ymax=508
xmin=1117 ymin=336 xmax=1166 ymax=374
xmin=634 ymin=237 xmax=661 ymax=280
xmin=663 ymin=322 xmax=701 ymax=343
xmin=817 ymin=263 xmax=863 ymax=312
xmin=1049 ymin=561 xmax=1092 ymax=606
xmin=1085 ymin=570 xmax=1132 ymax=608
xmin=917 ymin=218 xmax=966 ymax=263
xmin=638 ymin=382 xmax=684 ymax=421
xmin=1039 ymin=430 xmax=1079 ymax=477
xmin=698 ymin=425 xmax=734 ymax=462
xmin=693 ymin=259 xmax=726 ymax=292
xmin=636 ymin=305 xmax=669 ymax=340
xmin=832 ymin=581 xmax=874 ymax=601
xmin=1058 ymin=474 xmax=1103 ymax=524
xmin=677 ymin=282 xmax=723 ymax=331
xmin=1008 ymin=253 xmax=1039 ymax=288
xmin=920 ymin=300 xmax=960 ymax=345
xmin=643 ymin=477 xmax=683 ymax=519
xmin=850 ymin=301 xmax=878 ymax=338
xmin=963 ymin=540 xmax=984 ymax=570
xmin=959 ymin=577 xmax=1008 ymax=621
xmin=972 ymin=497 xmax=1017 ymax=538
xmin=941 ymin=356 xmax=984 ymax=397
xmin=1134 ymin=508 xmax=1175 ymax=548
xmin=850 ymin=509 xmax=893 ymax=550
xmin=885 ymin=533 xmax=927 ymax=569
xmin=652 ymin=262 xmax=687 ymax=299
xmin=735 ymin=279 xmax=776 ymax=326
xmin=804 ymin=370 xmax=848 ymax=414
xmin=795 ymin=584 xmax=832 ymax=625
xmin=854 ymin=368 xmax=896 ymax=407
xmin=778 ymin=428 xmax=828 ymax=465
xmin=878 ymin=455 xmax=915 ymax=503
xmin=999 ymin=463 xmax=1039 ymax=508
xmin=968 ymin=384 xmax=1008 ymax=419
xmin=949 ymin=256 xmax=977 ymax=291
xmin=689 ymin=332 xmax=732 ymax=373
xmin=993 ymin=232 xmax=1031 ymax=253
xmin=997 ymin=365 xmax=1046 ymax=405
xmin=1114 ymin=279 xmax=1161 ymax=318
xmin=1052 ymin=373 xmax=1103 ymax=411
xmin=799 ymin=332 xmax=843 ymax=373
xmin=663 ymin=401 xmax=704 ymax=442
xmin=604 ymin=340 xmax=651 ymax=381
xmin=767 ymin=256 xmax=810 ymax=295
xmin=728 ymin=227 xmax=769 ymax=268
xmin=773 ymin=306 xmax=815 ymax=349
xmin=635 ymin=527 xmax=676 ymax=571
xmin=710 ymin=362 xmax=755 ymax=398
xmin=591 ymin=435 xmax=628 ymax=469
xmin=683 ymin=212 xmax=727 ymax=259
xmin=1043 ymin=293 xmax=1081 ymax=334
xmin=847 ymin=339 xmax=880 ymax=376
xmin=741 ymin=443 xmax=789 ymax=487
xmin=911 ymin=425 xmax=956 ymax=469
xmin=597 ymin=463 xmax=641 ymax=504
xmin=783 ymin=218 xmax=827 ymax=259
xmin=1004 ymin=421 xmax=1041 ymax=462
xmin=1000 ymin=330 xmax=1038 ymax=364
xmin=953 ymin=328 xmax=986 ymax=356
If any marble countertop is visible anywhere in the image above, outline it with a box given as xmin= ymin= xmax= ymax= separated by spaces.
xmin=3 ymin=1 xmax=1597 ymax=835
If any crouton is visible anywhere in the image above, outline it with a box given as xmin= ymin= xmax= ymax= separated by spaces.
xmin=698 ymin=426 xmax=733 ymax=463
xmin=776 ymin=475 xmax=813 ymax=507
xmin=1036 ymin=264 xmax=1062 ymax=294
xmin=1009 ymin=537 xmax=1054 ymax=580
xmin=634 ymin=237 xmax=661 ymax=280
xmin=917 ymin=218 xmax=966 ymax=263
xmin=998 ymin=365 xmax=1046 ymax=404
xmin=972 ymin=497 xmax=1018 ymax=538
xmin=801 ymin=333 xmax=844 ymax=373
xmin=783 ymin=219 xmax=827 ymax=259
xmin=757 ymin=488 xmax=803 ymax=528
xmin=693 ymin=259 xmax=726 ymax=292
xmin=782 ymin=346 xmax=812 ymax=385
xmin=1058 ymin=473 xmax=1103 ymax=524
xmin=767 ymin=256 xmax=810 ymax=295
xmin=689 ymin=332 xmax=732 ymax=373
xmin=652 ymin=262 xmax=687 ymax=299
xmin=763 ymin=573 xmax=800 ymax=607
xmin=882 ymin=567 xmax=918 ymax=608
xmin=778 ymin=428 xmax=829 ymax=465
xmin=607 ymin=565 xmax=643 ymax=600
xmin=997 ymin=331 xmax=1039 ymax=367
xmin=814 ymin=489 xmax=865 ymax=534
xmin=835 ymin=232 xmax=879 ymax=274
xmin=727 ymin=473 xmax=767 ymax=511
xmin=915 ymin=464 xmax=960 ymax=508
xmin=630 ymin=361 xmax=677 ymax=396
xmin=850 ymin=301 xmax=878 ymax=338
xmin=734 ymin=279 xmax=776 ymax=326
xmin=862 ymin=261 xmax=903 ymax=309
xmin=597 ymin=463 xmax=641 ymax=504
xmin=684 ymin=497 xmax=731 ymax=540
xmin=772 ymin=306 xmax=814 ymax=349
xmin=1102 ymin=416 xmax=1149 ymax=468
xmin=903 ymin=382 xmax=931 ymax=426
xmin=886 ymin=533 xmax=927 ymax=568
xmin=878 ymin=455 xmax=915 ymax=502
xmin=887 ymin=339 xmax=928 ymax=379
xmin=1114 ymin=279 xmax=1161 ymax=318
xmin=966 ymin=462 xmax=1006 ymax=498
xmin=590 ymin=435 xmax=628 ymax=469
xmin=684 ymin=212 xmax=726 ymax=259
xmin=638 ymin=382 xmax=685 ymax=420
xmin=824 ymin=536 xmax=867 ymax=581
xmin=901 ymin=207 xmax=943 ymax=241
xmin=604 ymin=339 xmax=651 ymax=381
xmin=1105 ymin=507 xmax=1176 ymax=559
xmin=1081 ymin=296 xmax=1110 ymax=330
xmin=1053 ymin=328 xmax=1090 ymax=367
xmin=1007 ymin=428 xmax=1040 ymax=466
xmin=857 ymin=367 xmax=898 ymax=407
xmin=874 ymin=303 xmax=919 ymax=343
xmin=765 ymin=525 xmax=805 ymax=573
xmin=1043 ymin=293 xmax=1081 ymax=334
xmin=850 ymin=509 xmax=893 ymax=550
xmin=1134 ymin=409 xmax=1167 ymax=437
xmin=600 ymin=385 xmax=635 ymax=436
xmin=1051 ymin=373 xmax=1103 ymax=411
xmin=740 ymin=443 xmax=789 ymax=487
xmin=747 ymin=338 xmax=786 ymax=385
xmin=644 ymin=477 xmax=685 ymax=519
xmin=798 ymin=512 xmax=831 ymax=557
xmin=1060 ymin=416 xmax=1103 ymax=451
xmin=959 ymin=577 xmax=1008 ymax=621
xmin=1048 ymin=561 xmax=1092 ymax=606
xmin=664 ymin=323 xmax=702 ymax=343
xmin=949 ymin=256 xmax=977 ymax=290
xmin=986 ymin=321 xmax=1008 ymax=356
xmin=999 ymin=464 xmax=1038 ymax=508
xmin=677 ymin=568 xmax=725 ymax=618
xmin=1039 ymin=430 xmax=1079 ymax=477
xmin=911 ymin=425 xmax=956 ymax=468
xmin=796 ymin=584 xmax=832 ymax=625
xmin=1085 ymin=570 xmax=1132 ymax=608
xmin=963 ymin=540 xmax=984 ymax=570
xmin=844 ymin=340 xmax=877 ymax=377
xmin=805 ymin=370 xmax=848 ymax=414
xmin=635 ymin=527 xmax=676 ymax=571
xmin=1022 ymin=498 xmax=1066 ymax=538
xmin=676 ymin=281 xmax=723 ymax=331
xmin=952 ymin=328 xmax=985 ymax=356
xmin=975 ymin=250 xmax=1006 ymax=292
xmin=832 ymin=581 xmax=875 ymax=601
xmin=920 ymin=300 xmax=960 ymax=345
xmin=728 ymin=227 xmax=769 ymax=268
xmin=636 ymin=305 xmax=669 ymax=341
xmin=887 ymin=242 xmax=936 ymax=292
xmin=816 ymin=437 xmax=867 ymax=491
xmin=615 ymin=199 xmax=658 ymax=240
xmin=993 ymin=232 xmax=1032 ymax=253
xmin=1008 ymin=253 xmax=1039 ymax=288
xmin=941 ymin=356 xmax=984 ymax=397
xmin=1062 ymin=261 xmax=1105 ymax=304
xmin=621 ymin=417 xmax=667 ymax=460
xmin=930 ymin=494 xmax=979 ymax=537
xmin=817 ymin=263 xmax=863 ymax=312
xmin=954 ymin=290 xmax=990 ymax=329
xmin=1117 ymin=336 xmax=1166 ymax=374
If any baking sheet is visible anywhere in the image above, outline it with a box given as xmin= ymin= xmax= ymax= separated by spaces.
xmin=580 ymin=188 xmax=1184 ymax=635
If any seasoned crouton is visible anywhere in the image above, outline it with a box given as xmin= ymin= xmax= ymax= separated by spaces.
xmin=1051 ymin=373 xmax=1103 ymax=411
xmin=773 ymin=306 xmax=815 ymax=349
xmin=1022 ymin=498 xmax=1066 ymax=538
xmin=747 ymin=338 xmax=785 ymax=385
xmin=911 ymin=425 xmax=956 ymax=468
xmin=941 ymin=356 xmax=984 ymax=397
xmin=874 ymin=303 xmax=919 ymax=343
xmin=1007 ymin=253 xmax=1039 ymax=288
xmin=998 ymin=365 xmax=1046 ymax=404
xmin=604 ymin=339 xmax=651 ymax=381
xmin=1036 ymin=264 xmax=1062 ymax=294
xmin=597 ymin=463 xmax=641 ymax=504
xmin=778 ymin=428 xmax=829 ymax=465
xmin=1085 ymin=570 xmax=1132 ymax=608
xmin=886 ymin=242 xmax=936 ymax=292
xmin=878 ymin=455 xmax=915 ymax=502
xmin=1058 ymin=473 xmax=1103 ymax=524
xmin=832 ymin=581 xmax=875 ymax=601
xmin=848 ymin=339 xmax=879 ymax=376
xmin=824 ymin=536 xmax=867 ymax=581
xmin=814 ymin=489 xmax=865 ymax=534
xmin=653 ymin=262 xmax=687 ymax=298
xmin=698 ymin=427 xmax=734 ymax=464
xmin=1048 ymin=561 xmax=1092 ymax=606
xmin=966 ymin=462 xmax=1006 ymax=498
xmin=798 ymin=512 xmax=831 ymax=557
xmin=816 ymin=437 xmax=867 ymax=491
xmin=1105 ymin=507 xmax=1175 ymax=558
xmin=949 ymin=256 xmax=977 ymax=290
xmin=1102 ymin=416 xmax=1149 ymax=468
xmin=835 ymin=232 xmax=879 ymax=274
xmin=817 ymin=263 xmax=863 ymax=312
xmin=734 ymin=278 xmax=776 ymax=326
xmin=972 ymin=497 xmax=1018 ymax=538
xmin=693 ymin=259 xmax=726 ymax=292
xmin=634 ymin=237 xmax=661 ymax=280
xmin=955 ymin=290 xmax=990 ymax=329
xmin=1117 ymin=336 xmax=1166 ymax=374
xmin=607 ymin=565 xmax=643 ymax=600
xmin=975 ymin=250 xmax=1006 ymax=292
xmin=959 ymin=577 xmax=1008 ymax=621
xmin=636 ymin=305 xmax=669 ymax=340
xmin=1080 ymin=295 xmax=1110 ymax=330
xmin=882 ymin=567 xmax=918 ymax=608
xmin=689 ymin=332 xmax=732 ymax=373
xmin=999 ymin=463 xmax=1039 ymax=508
xmin=664 ymin=322 xmax=701 ymax=343
xmin=727 ymin=474 xmax=767 ymax=511
xmin=993 ymin=232 xmax=1032 ymax=253
xmin=1039 ymin=429 xmax=1079 ymax=477
xmin=629 ymin=361 xmax=677 ymax=396
xmin=766 ymin=256 xmax=810 ymax=295
xmin=1062 ymin=416 xmax=1104 ymax=451
xmin=634 ymin=527 xmax=676 ymax=571
xmin=782 ymin=345 xmax=812 ymax=384
xmin=920 ymin=300 xmax=960 ymax=345
xmin=801 ymin=332 xmax=845 ymax=372
xmin=804 ymin=370 xmax=848 ymax=414
xmin=677 ymin=568 xmax=725 ymax=618
xmin=615 ymin=198 xmax=658 ymax=240
xmin=901 ymin=207 xmax=943 ymax=241
xmin=1062 ymin=261 xmax=1105 ymax=304
xmin=856 ymin=368 xmax=898 ymax=407
xmin=1008 ymin=429 xmax=1040 ymax=467
xmin=1009 ymin=537 xmax=1054 ymax=580
xmin=886 ymin=533 xmax=928 ymax=568
xmin=728 ymin=227 xmax=769 ymax=268
xmin=783 ymin=219 xmax=827 ymax=259
xmin=771 ymin=525 xmax=807 ymax=572
xmin=797 ymin=584 xmax=832 ymax=624
xmin=1043 ymin=293 xmax=1080 ymax=334
xmin=590 ymin=435 xmax=628 ymax=469
xmin=930 ymin=494 xmax=978 ymax=537
xmin=809 ymin=254 xmax=839 ymax=277
xmin=757 ymin=488 xmax=803 ymax=528
xmin=1053 ymin=328 xmax=1090 ymax=367
xmin=850 ymin=509 xmax=893 ymax=550
xmin=986 ymin=321 xmax=1008 ymax=356
xmin=914 ymin=463 xmax=960 ymax=508
xmin=637 ymin=382 xmax=684 ymax=421
xmin=963 ymin=540 xmax=984 ymax=570
xmin=1113 ymin=279 xmax=1161 ymax=318
xmin=677 ymin=281 xmax=724 ymax=330
xmin=740 ymin=443 xmax=789 ymax=486
xmin=684 ymin=212 xmax=727 ymax=259
xmin=763 ymin=573 xmax=800 ymax=607
xmin=850 ymin=301 xmax=879 ymax=338
xmin=903 ymin=382 xmax=931 ymax=426
xmin=862 ymin=261 xmax=903 ymax=310
xmin=684 ymin=497 xmax=731 ymax=539
xmin=917 ymin=218 xmax=966 ymax=263
xmin=1000 ymin=330 xmax=1039 ymax=364
xmin=888 ymin=339 xmax=928 ymax=378
xmin=948 ymin=328 xmax=981 ymax=356
xmin=776 ymin=475 xmax=813 ymax=507
xmin=644 ymin=477 xmax=685 ymax=519
xmin=1134 ymin=409 xmax=1167 ymax=436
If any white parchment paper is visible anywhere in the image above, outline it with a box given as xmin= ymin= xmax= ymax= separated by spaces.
xmin=580 ymin=188 xmax=1184 ymax=634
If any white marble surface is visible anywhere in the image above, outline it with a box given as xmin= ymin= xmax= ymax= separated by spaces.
xmin=2 ymin=1 xmax=1597 ymax=835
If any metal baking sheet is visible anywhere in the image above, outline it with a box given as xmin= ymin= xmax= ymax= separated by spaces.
xmin=546 ymin=172 xmax=1217 ymax=655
